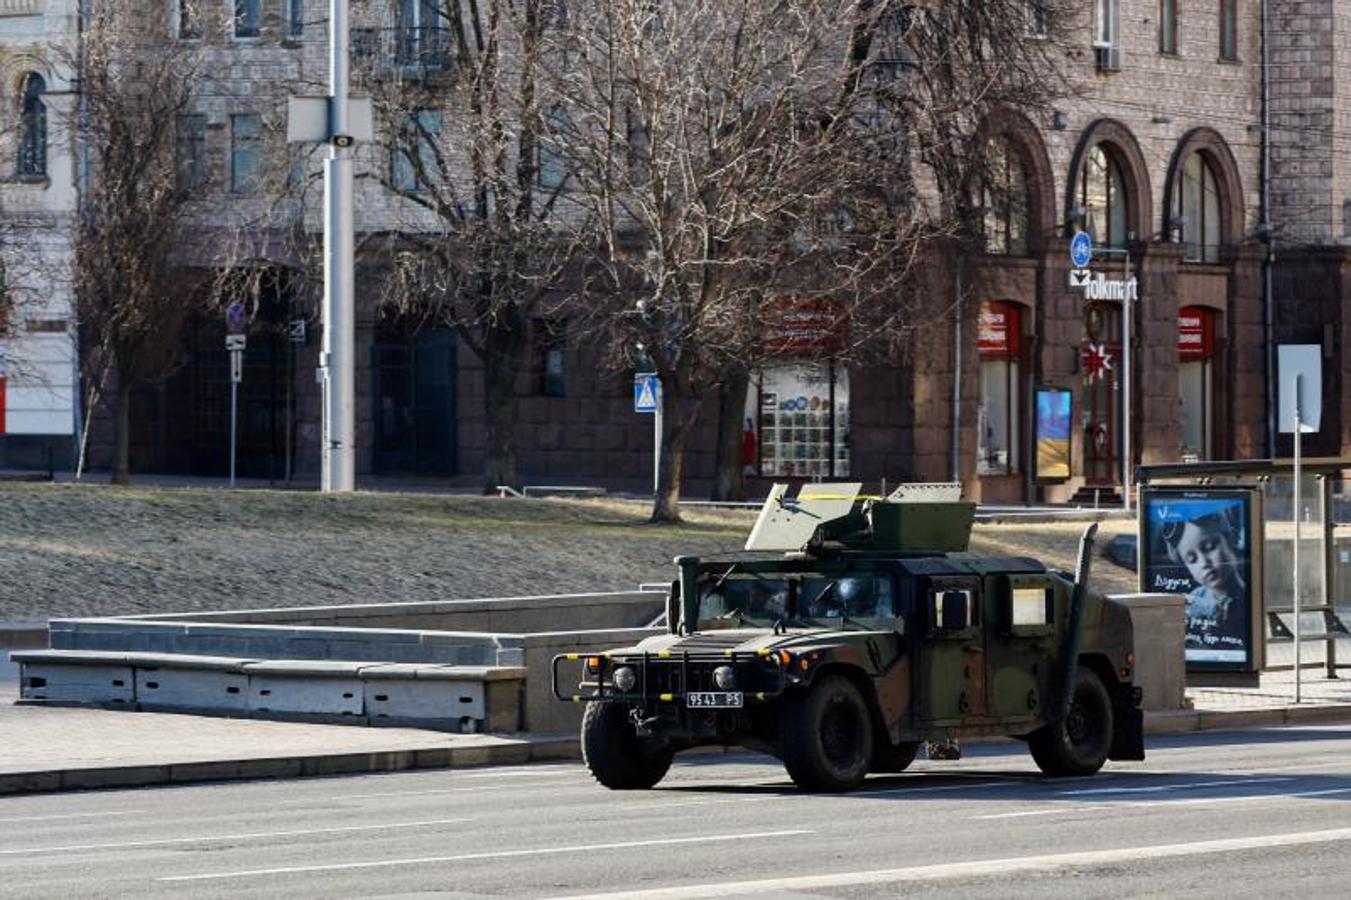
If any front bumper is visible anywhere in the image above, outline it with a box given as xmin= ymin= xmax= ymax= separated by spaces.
xmin=551 ymin=648 xmax=791 ymax=706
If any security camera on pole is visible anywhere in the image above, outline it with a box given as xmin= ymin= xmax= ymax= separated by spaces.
xmin=287 ymin=1 xmax=373 ymax=493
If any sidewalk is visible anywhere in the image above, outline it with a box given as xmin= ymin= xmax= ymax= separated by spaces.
xmin=3 ymin=657 xmax=1349 ymax=797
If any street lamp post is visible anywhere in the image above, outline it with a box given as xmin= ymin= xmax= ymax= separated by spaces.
xmin=321 ymin=0 xmax=356 ymax=492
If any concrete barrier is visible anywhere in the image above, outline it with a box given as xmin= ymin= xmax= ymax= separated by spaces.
xmin=1110 ymin=593 xmax=1187 ymax=710
xmin=125 ymin=591 xmax=665 ymax=634
xmin=521 ymin=627 xmax=662 ymax=733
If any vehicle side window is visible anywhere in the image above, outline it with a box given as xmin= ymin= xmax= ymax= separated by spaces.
xmin=931 ymin=588 xmax=975 ymax=633
xmin=1011 ymin=586 xmax=1053 ymax=626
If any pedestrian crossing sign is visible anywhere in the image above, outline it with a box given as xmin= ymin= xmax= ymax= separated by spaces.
xmin=634 ymin=373 xmax=660 ymax=413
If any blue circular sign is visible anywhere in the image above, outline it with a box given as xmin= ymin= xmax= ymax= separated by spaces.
xmin=1070 ymin=231 xmax=1093 ymax=269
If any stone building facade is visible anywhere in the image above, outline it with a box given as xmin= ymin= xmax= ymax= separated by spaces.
xmin=10 ymin=1 xmax=1351 ymax=500
xmin=0 ymin=0 xmax=78 ymax=469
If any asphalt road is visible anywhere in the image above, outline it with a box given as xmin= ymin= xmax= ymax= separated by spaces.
xmin=3 ymin=726 xmax=1351 ymax=898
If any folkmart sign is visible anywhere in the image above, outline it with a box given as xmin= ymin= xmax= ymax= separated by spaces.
xmin=1070 ymin=269 xmax=1139 ymax=302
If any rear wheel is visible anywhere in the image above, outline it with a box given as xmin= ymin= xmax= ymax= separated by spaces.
xmin=872 ymin=740 xmax=919 ymax=774
xmin=781 ymin=675 xmax=873 ymax=791
xmin=1028 ymin=665 xmax=1114 ymax=777
xmin=581 ymin=702 xmax=673 ymax=790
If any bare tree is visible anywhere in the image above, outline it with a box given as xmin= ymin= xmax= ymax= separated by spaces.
xmin=545 ymin=0 xmax=1076 ymax=519
xmin=365 ymin=0 xmax=576 ymax=491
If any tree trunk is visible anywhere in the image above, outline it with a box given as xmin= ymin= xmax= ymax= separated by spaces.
xmin=480 ymin=314 xmax=527 ymax=493
xmin=650 ymin=382 xmax=700 ymax=523
xmin=711 ymin=368 xmax=751 ymax=501
xmin=113 ymin=378 xmax=131 ymax=485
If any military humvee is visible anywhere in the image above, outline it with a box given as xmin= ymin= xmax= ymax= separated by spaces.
xmin=552 ymin=483 xmax=1144 ymax=791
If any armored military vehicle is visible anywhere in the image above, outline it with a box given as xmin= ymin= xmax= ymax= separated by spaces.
xmin=552 ymin=483 xmax=1143 ymax=791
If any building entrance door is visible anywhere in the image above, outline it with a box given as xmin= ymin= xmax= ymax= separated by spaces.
xmin=1081 ymin=303 xmax=1121 ymax=486
xmin=372 ymin=326 xmax=456 ymax=475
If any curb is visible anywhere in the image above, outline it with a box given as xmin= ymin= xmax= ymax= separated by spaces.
xmin=4 ymin=704 xmax=1351 ymax=798
xmin=1144 ymin=702 xmax=1351 ymax=734
xmin=0 ymin=737 xmax=581 ymax=797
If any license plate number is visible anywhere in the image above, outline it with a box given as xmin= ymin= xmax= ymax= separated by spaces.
xmin=686 ymin=691 xmax=743 ymax=708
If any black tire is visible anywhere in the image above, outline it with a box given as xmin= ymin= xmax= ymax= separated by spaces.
xmin=581 ymin=701 xmax=673 ymax=790
xmin=872 ymin=740 xmax=920 ymax=774
xmin=1028 ymin=665 xmax=1114 ymax=777
xmin=781 ymin=674 xmax=874 ymax=791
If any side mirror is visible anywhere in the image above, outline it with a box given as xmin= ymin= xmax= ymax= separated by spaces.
xmin=941 ymin=591 xmax=969 ymax=631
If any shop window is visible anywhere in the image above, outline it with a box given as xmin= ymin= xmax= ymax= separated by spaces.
xmin=1178 ymin=306 xmax=1215 ymax=461
xmin=978 ymin=301 xmax=1021 ymax=476
xmin=1219 ymin=0 xmax=1238 ymax=61
xmin=392 ymin=109 xmax=442 ymax=193
xmin=17 ymin=73 xmax=46 ymax=178
xmin=539 ymin=105 xmax=572 ymax=190
xmin=1175 ymin=152 xmax=1221 ymax=263
xmin=177 ymin=114 xmax=207 ymax=192
xmin=1159 ymin=0 xmax=1178 ymax=54
xmin=288 ymin=0 xmax=304 ymax=37
xmin=536 ymin=318 xmax=566 ymax=397
xmin=1077 ymin=144 xmax=1129 ymax=249
xmin=230 ymin=114 xmax=262 ymax=194
xmin=235 ymin=0 xmax=260 ymax=38
xmin=979 ymin=141 xmax=1029 ymax=256
xmin=177 ymin=0 xmax=201 ymax=39
xmin=756 ymin=362 xmax=848 ymax=478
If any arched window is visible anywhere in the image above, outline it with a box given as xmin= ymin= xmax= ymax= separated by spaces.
xmin=1175 ymin=152 xmax=1221 ymax=263
xmin=980 ymin=140 xmax=1029 ymax=256
xmin=18 ymin=72 xmax=47 ymax=177
xmin=1077 ymin=144 xmax=1128 ymax=248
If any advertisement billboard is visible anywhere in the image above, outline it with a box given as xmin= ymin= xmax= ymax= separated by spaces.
xmin=1034 ymin=387 xmax=1071 ymax=481
xmin=1140 ymin=488 xmax=1264 ymax=672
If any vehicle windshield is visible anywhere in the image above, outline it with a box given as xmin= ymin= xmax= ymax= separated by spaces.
xmin=698 ymin=577 xmax=790 ymax=625
xmin=698 ymin=574 xmax=893 ymax=626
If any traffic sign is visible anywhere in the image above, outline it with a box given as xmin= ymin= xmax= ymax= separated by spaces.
xmin=225 ymin=334 xmax=246 ymax=351
xmin=226 ymin=301 xmax=247 ymax=335
xmin=634 ymin=373 xmax=660 ymax=413
xmin=1070 ymin=230 xmax=1093 ymax=269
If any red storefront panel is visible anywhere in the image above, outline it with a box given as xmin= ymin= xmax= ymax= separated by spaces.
xmin=978 ymin=301 xmax=1021 ymax=356
xmin=1178 ymin=306 xmax=1215 ymax=359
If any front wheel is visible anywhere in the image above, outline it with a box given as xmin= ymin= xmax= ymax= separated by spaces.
xmin=1028 ymin=665 xmax=1114 ymax=777
xmin=581 ymin=702 xmax=673 ymax=790
xmin=781 ymin=675 xmax=874 ymax=791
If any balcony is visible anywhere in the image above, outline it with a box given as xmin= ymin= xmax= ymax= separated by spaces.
xmin=352 ymin=27 xmax=454 ymax=81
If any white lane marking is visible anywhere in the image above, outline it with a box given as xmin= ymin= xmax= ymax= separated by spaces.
xmin=971 ymin=786 xmax=1351 ymax=820
xmin=329 ymin=781 xmax=576 ymax=800
xmin=459 ymin=766 xmax=580 ymax=779
xmin=547 ymin=826 xmax=1351 ymax=898
xmin=0 ymin=818 xmax=471 ymax=856
xmin=974 ymin=806 xmax=1113 ymax=820
xmin=0 ymin=810 xmax=148 ymax=824
xmin=156 ymin=829 xmax=815 ymax=883
xmin=619 ymin=796 xmax=781 ymax=812
xmin=1059 ymin=777 xmax=1296 ymax=796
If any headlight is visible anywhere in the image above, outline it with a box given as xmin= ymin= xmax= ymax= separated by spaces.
xmin=712 ymin=665 xmax=736 ymax=690
xmin=612 ymin=666 xmax=637 ymax=692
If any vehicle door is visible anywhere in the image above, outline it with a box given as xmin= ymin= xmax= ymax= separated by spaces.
xmin=919 ymin=575 xmax=986 ymax=725
xmin=985 ymin=573 xmax=1061 ymax=724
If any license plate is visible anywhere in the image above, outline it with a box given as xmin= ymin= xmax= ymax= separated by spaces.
xmin=686 ymin=691 xmax=743 ymax=708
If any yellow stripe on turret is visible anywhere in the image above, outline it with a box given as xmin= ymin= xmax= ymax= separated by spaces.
xmin=657 ymin=650 xmax=672 ymax=658
xmin=659 ymin=693 xmax=675 ymax=702
xmin=566 ymin=654 xmax=579 ymax=660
